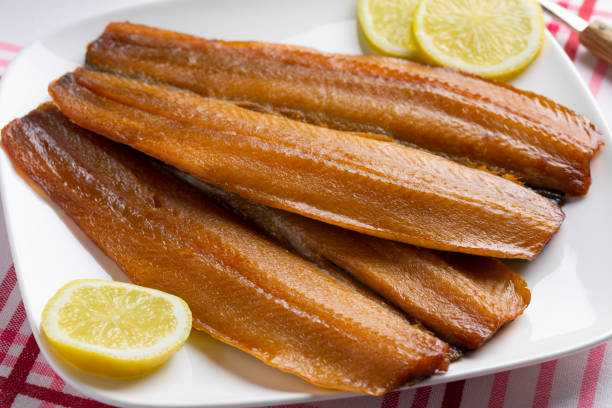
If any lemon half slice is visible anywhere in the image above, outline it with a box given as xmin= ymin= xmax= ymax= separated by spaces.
xmin=358 ymin=0 xmax=421 ymax=58
xmin=413 ymin=0 xmax=545 ymax=79
xmin=42 ymin=279 xmax=192 ymax=379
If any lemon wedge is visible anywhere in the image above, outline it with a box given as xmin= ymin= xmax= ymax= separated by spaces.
xmin=358 ymin=0 xmax=421 ymax=58
xmin=413 ymin=0 xmax=545 ymax=79
xmin=41 ymin=279 xmax=192 ymax=379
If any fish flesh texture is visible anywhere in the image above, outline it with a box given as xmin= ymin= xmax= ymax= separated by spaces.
xmin=86 ymin=22 xmax=603 ymax=195
xmin=49 ymin=69 xmax=564 ymax=260
xmin=190 ymin=181 xmax=530 ymax=349
xmin=49 ymin=69 xmax=564 ymax=259
xmin=1 ymin=104 xmax=450 ymax=395
xmin=185 ymin=180 xmax=531 ymax=350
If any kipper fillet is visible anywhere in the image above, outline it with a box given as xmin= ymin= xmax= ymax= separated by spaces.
xmin=187 ymin=180 xmax=531 ymax=350
xmin=49 ymin=69 xmax=564 ymax=259
xmin=86 ymin=22 xmax=603 ymax=195
xmin=1 ymin=104 xmax=450 ymax=395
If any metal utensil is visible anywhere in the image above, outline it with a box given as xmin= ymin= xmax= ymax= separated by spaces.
xmin=539 ymin=0 xmax=612 ymax=64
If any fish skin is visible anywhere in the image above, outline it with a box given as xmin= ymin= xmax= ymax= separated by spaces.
xmin=184 ymin=180 xmax=530 ymax=350
xmin=1 ymin=104 xmax=450 ymax=395
xmin=49 ymin=69 xmax=564 ymax=260
xmin=85 ymin=22 xmax=603 ymax=196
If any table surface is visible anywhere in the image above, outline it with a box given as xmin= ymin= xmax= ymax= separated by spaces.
xmin=1 ymin=0 xmax=611 ymax=407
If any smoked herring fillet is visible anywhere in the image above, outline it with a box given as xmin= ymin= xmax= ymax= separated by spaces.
xmin=187 ymin=180 xmax=531 ymax=350
xmin=86 ymin=22 xmax=603 ymax=195
xmin=49 ymin=69 xmax=565 ymax=260
xmin=1 ymin=104 xmax=450 ymax=395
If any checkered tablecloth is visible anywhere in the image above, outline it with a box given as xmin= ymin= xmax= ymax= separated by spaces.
xmin=1 ymin=0 xmax=612 ymax=407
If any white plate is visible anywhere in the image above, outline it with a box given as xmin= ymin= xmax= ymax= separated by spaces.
xmin=1 ymin=1 xmax=611 ymax=407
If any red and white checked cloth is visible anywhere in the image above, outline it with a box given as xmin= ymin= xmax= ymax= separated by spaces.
xmin=1 ymin=0 xmax=612 ymax=407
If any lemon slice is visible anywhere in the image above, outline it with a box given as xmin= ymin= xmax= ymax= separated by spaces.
xmin=358 ymin=0 xmax=421 ymax=58
xmin=41 ymin=279 xmax=192 ymax=379
xmin=413 ymin=0 xmax=545 ymax=80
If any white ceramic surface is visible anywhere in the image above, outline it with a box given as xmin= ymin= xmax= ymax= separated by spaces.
xmin=0 ymin=1 xmax=611 ymax=407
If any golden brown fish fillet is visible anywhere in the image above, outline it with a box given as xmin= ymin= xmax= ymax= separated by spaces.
xmin=185 ymin=180 xmax=530 ymax=350
xmin=1 ymin=104 xmax=450 ymax=395
xmin=49 ymin=69 xmax=564 ymax=260
xmin=86 ymin=22 xmax=603 ymax=195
